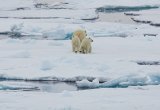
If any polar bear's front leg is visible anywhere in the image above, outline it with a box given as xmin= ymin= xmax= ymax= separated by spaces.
xmin=72 ymin=45 xmax=75 ymax=52
xmin=88 ymin=46 xmax=92 ymax=53
xmin=83 ymin=49 xmax=87 ymax=54
xmin=75 ymin=47 xmax=79 ymax=53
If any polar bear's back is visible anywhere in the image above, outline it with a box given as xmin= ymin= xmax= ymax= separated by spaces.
xmin=73 ymin=29 xmax=87 ymax=42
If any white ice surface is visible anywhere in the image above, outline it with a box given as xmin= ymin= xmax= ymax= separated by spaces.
xmin=0 ymin=0 xmax=34 ymax=10
xmin=0 ymin=19 xmax=160 ymax=39
xmin=0 ymin=9 xmax=97 ymax=20
xmin=64 ymin=0 xmax=160 ymax=9
xmin=127 ymin=8 xmax=160 ymax=24
xmin=0 ymin=0 xmax=159 ymax=37
xmin=0 ymin=0 xmax=160 ymax=109
xmin=1 ymin=0 xmax=160 ymax=10
xmin=0 ymin=37 xmax=160 ymax=87
xmin=0 ymin=85 xmax=160 ymax=110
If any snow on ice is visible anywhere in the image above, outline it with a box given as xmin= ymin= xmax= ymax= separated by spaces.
xmin=0 ymin=0 xmax=160 ymax=110
xmin=0 ymin=37 xmax=160 ymax=88
xmin=0 ymin=85 xmax=160 ymax=110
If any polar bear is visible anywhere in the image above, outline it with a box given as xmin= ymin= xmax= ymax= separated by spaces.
xmin=71 ymin=35 xmax=81 ymax=53
xmin=72 ymin=29 xmax=87 ymax=42
xmin=79 ymin=37 xmax=93 ymax=54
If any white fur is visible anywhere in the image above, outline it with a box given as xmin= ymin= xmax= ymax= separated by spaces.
xmin=72 ymin=29 xmax=87 ymax=42
xmin=79 ymin=37 xmax=93 ymax=54
xmin=71 ymin=36 xmax=81 ymax=53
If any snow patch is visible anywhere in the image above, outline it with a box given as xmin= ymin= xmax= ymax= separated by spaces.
xmin=40 ymin=60 xmax=53 ymax=71
xmin=10 ymin=51 xmax=30 ymax=58
xmin=61 ymin=90 xmax=73 ymax=97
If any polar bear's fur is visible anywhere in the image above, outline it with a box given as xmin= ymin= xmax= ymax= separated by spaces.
xmin=71 ymin=35 xmax=81 ymax=53
xmin=72 ymin=29 xmax=87 ymax=42
xmin=79 ymin=37 xmax=93 ymax=54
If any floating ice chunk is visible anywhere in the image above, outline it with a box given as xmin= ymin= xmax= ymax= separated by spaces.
xmin=10 ymin=23 xmax=24 ymax=33
xmin=0 ymin=0 xmax=33 ymax=10
xmin=10 ymin=23 xmax=24 ymax=37
xmin=43 ymin=29 xmax=66 ymax=40
xmin=0 ymin=83 xmax=39 ymax=91
xmin=76 ymin=79 xmax=99 ymax=88
xmin=100 ymin=74 xmax=160 ymax=88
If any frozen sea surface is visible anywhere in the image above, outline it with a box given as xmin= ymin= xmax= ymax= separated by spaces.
xmin=0 ymin=36 xmax=160 ymax=89
xmin=0 ymin=80 xmax=77 ymax=92
xmin=0 ymin=85 xmax=160 ymax=110
xmin=0 ymin=0 xmax=160 ymax=110
xmin=0 ymin=0 xmax=160 ymax=38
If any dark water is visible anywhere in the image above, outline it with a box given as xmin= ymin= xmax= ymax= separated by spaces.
xmin=136 ymin=61 xmax=160 ymax=65
xmin=96 ymin=6 xmax=159 ymax=13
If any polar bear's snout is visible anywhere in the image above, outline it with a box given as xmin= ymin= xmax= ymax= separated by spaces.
xmin=89 ymin=37 xmax=93 ymax=42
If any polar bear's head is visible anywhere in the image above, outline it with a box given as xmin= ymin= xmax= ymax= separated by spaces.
xmin=88 ymin=37 xmax=93 ymax=42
